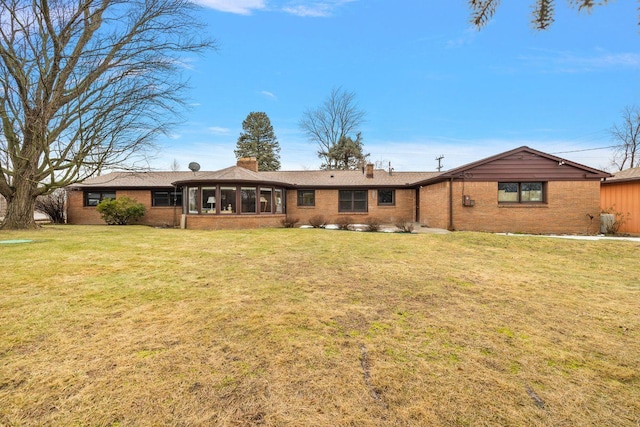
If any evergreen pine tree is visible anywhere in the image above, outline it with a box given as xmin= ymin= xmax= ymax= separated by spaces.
xmin=234 ymin=112 xmax=281 ymax=171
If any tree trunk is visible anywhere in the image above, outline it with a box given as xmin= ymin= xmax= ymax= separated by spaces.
xmin=0 ymin=181 xmax=39 ymax=230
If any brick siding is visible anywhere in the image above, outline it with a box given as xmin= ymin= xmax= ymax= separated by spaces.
xmin=420 ymin=180 xmax=601 ymax=234
xmin=184 ymin=214 xmax=286 ymax=230
xmin=66 ymin=189 xmax=179 ymax=227
xmin=286 ymin=188 xmax=415 ymax=225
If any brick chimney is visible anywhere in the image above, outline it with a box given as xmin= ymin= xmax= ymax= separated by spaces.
xmin=365 ymin=163 xmax=374 ymax=178
xmin=237 ymin=157 xmax=258 ymax=172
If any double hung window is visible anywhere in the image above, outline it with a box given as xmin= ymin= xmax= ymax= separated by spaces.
xmin=339 ymin=190 xmax=367 ymax=212
xmin=297 ymin=190 xmax=315 ymax=207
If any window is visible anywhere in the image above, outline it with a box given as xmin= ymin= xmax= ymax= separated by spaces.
xmin=260 ymin=188 xmax=272 ymax=213
xmin=297 ymin=189 xmax=315 ymax=207
xmin=220 ymin=186 xmax=237 ymax=213
xmin=275 ymin=189 xmax=284 ymax=213
xmin=85 ymin=191 xmax=115 ymax=206
xmin=339 ymin=190 xmax=367 ymax=212
xmin=202 ymin=187 xmax=217 ymax=213
xmin=498 ymin=182 xmax=545 ymax=203
xmin=152 ymin=190 xmax=182 ymax=207
xmin=378 ymin=189 xmax=395 ymax=206
xmin=241 ymin=187 xmax=257 ymax=213
xmin=188 ymin=187 xmax=198 ymax=213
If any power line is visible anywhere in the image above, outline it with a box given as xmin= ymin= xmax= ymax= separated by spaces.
xmin=551 ymin=145 xmax=618 ymax=155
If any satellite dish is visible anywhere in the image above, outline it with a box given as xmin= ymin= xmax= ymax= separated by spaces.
xmin=188 ymin=162 xmax=201 ymax=172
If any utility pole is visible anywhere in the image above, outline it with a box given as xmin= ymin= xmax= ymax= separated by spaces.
xmin=436 ymin=155 xmax=444 ymax=172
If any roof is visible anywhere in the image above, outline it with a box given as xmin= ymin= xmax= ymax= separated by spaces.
xmin=72 ymin=167 xmax=441 ymax=189
xmin=69 ymin=146 xmax=610 ymax=190
xmin=259 ymin=170 xmax=441 ymax=187
xmin=70 ymin=171 xmax=195 ymax=188
xmin=603 ymin=166 xmax=640 ymax=184
xmin=414 ymin=146 xmax=611 ymax=185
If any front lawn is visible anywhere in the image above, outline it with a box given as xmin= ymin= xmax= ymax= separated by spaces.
xmin=1 ymin=226 xmax=638 ymax=426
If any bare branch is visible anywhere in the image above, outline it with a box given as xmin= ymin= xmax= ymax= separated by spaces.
xmin=0 ymin=0 xmax=216 ymax=229
xmin=299 ymin=87 xmax=366 ymax=169
xmin=610 ymin=105 xmax=640 ymax=171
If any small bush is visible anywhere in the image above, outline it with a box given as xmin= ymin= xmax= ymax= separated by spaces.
xmin=308 ymin=215 xmax=326 ymax=228
xmin=365 ymin=217 xmax=381 ymax=232
xmin=281 ymin=216 xmax=299 ymax=228
xmin=335 ymin=216 xmax=352 ymax=230
xmin=35 ymin=189 xmax=66 ymax=224
xmin=395 ymin=218 xmax=414 ymax=233
xmin=96 ymin=196 xmax=146 ymax=225
xmin=601 ymin=207 xmax=628 ymax=235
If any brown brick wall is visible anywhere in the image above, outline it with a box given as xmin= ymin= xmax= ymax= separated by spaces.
xmin=419 ymin=181 xmax=450 ymax=229
xmin=420 ymin=180 xmax=601 ymax=234
xmin=68 ymin=188 xmax=285 ymax=229
xmin=184 ymin=214 xmax=286 ymax=230
xmin=286 ymin=188 xmax=415 ymax=225
xmin=67 ymin=189 xmax=178 ymax=227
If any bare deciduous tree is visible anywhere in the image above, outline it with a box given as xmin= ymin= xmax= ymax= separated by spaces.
xmin=610 ymin=105 xmax=640 ymax=171
xmin=469 ymin=0 xmax=620 ymax=31
xmin=299 ymin=87 xmax=366 ymax=170
xmin=0 ymin=0 xmax=215 ymax=229
xmin=35 ymin=188 xmax=66 ymax=224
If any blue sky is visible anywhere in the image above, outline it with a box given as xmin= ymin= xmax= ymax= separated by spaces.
xmin=152 ymin=0 xmax=640 ymax=172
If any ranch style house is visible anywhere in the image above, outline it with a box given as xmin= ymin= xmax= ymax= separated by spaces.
xmin=66 ymin=146 xmax=611 ymax=234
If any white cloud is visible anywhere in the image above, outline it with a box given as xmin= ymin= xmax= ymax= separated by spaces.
xmin=192 ymin=0 xmax=356 ymax=17
xmin=282 ymin=0 xmax=356 ymax=17
xmin=192 ymin=0 xmax=266 ymax=15
xmin=260 ymin=90 xmax=277 ymax=99
xmin=445 ymin=28 xmax=477 ymax=49
xmin=519 ymin=48 xmax=640 ymax=73
xmin=207 ymin=126 xmax=231 ymax=134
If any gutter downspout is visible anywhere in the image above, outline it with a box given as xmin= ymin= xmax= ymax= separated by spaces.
xmin=448 ymin=177 xmax=454 ymax=231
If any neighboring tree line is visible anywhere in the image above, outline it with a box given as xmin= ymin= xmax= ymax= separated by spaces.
xmin=235 ymin=87 xmax=368 ymax=172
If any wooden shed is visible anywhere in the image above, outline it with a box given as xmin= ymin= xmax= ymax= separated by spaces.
xmin=601 ymin=167 xmax=640 ymax=235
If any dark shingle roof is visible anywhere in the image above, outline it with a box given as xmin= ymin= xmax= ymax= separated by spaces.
xmin=71 ymin=171 xmax=195 ymax=188
xmin=72 ymin=168 xmax=441 ymax=188
xmin=259 ymin=170 xmax=441 ymax=187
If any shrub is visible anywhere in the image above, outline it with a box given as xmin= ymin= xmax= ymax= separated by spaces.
xmin=96 ymin=196 xmax=146 ymax=225
xmin=395 ymin=218 xmax=414 ymax=233
xmin=281 ymin=216 xmax=299 ymax=228
xmin=601 ymin=207 xmax=628 ymax=235
xmin=308 ymin=215 xmax=326 ymax=228
xmin=365 ymin=217 xmax=381 ymax=232
xmin=35 ymin=189 xmax=66 ymax=224
xmin=335 ymin=216 xmax=352 ymax=230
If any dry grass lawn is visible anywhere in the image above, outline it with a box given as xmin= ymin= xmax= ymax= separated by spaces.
xmin=0 ymin=225 xmax=639 ymax=426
